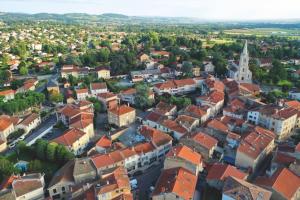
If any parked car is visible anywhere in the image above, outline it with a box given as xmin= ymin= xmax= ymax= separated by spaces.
xmin=9 ymin=142 xmax=16 ymax=149
xmin=18 ymin=135 xmax=25 ymax=141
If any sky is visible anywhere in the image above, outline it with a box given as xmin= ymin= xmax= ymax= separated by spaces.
xmin=0 ymin=0 xmax=300 ymax=21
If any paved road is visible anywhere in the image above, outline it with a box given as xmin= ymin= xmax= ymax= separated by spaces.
xmin=134 ymin=163 xmax=163 ymax=200
xmin=4 ymin=114 xmax=57 ymax=155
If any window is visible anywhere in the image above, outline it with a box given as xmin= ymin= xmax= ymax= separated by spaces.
xmin=53 ymin=189 xmax=57 ymax=194
xmin=62 ymin=187 xmax=65 ymax=191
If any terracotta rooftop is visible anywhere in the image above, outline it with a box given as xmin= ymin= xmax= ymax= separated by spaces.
xmin=184 ymin=105 xmax=207 ymax=118
xmin=0 ymin=115 xmax=13 ymax=131
xmin=109 ymin=105 xmax=135 ymax=116
xmin=19 ymin=113 xmax=39 ymax=126
xmin=96 ymin=135 xmax=112 ymax=149
xmin=153 ymin=167 xmax=197 ymax=200
xmin=139 ymin=125 xmax=172 ymax=147
xmin=52 ymin=128 xmax=87 ymax=147
xmin=237 ymin=126 xmax=275 ymax=160
xmin=76 ymin=88 xmax=89 ymax=94
xmin=166 ymin=145 xmax=202 ymax=166
xmin=161 ymin=119 xmax=188 ymax=135
xmin=223 ymin=176 xmax=272 ymax=200
xmin=192 ymin=132 xmax=218 ymax=150
xmin=255 ymin=168 xmax=300 ymax=200
xmin=0 ymin=89 xmax=15 ymax=96
xmin=207 ymin=119 xmax=228 ymax=132
xmin=90 ymin=82 xmax=107 ymax=90
xmin=206 ymin=163 xmax=247 ymax=181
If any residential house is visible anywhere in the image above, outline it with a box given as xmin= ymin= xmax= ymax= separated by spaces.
xmin=180 ymin=132 xmax=218 ymax=160
xmin=201 ymin=76 xmax=225 ymax=95
xmin=95 ymin=135 xmax=112 ymax=154
xmin=95 ymin=167 xmax=132 ymax=200
xmin=0 ymin=115 xmax=15 ymax=141
xmin=17 ymin=113 xmax=41 ymax=134
xmin=164 ymin=145 xmax=203 ymax=176
xmin=11 ymin=173 xmax=45 ymax=200
xmin=175 ymin=115 xmax=199 ymax=131
xmin=95 ymin=67 xmax=110 ymax=79
xmin=152 ymin=167 xmax=197 ymax=200
xmin=196 ymin=90 xmax=225 ymax=117
xmin=52 ymin=128 xmax=92 ymax=155
xmin=97 ymin=92 xmax=118 ymax=110
xmin=222 ymin=176 xmax=271 ymax=200
xmin=90 ymin=82 xmax=108 ymax=96
xmin=181 ymin=104 xmax=211 ymax=124
xmin=153 ymin=78 xmax=197 ymax=95
xmin=203 ymin=61 xmax=215 ymax=73
xmin=247 ymin=105 xmax=298 ymax=140
xmin=108 ymin=105 xmax=136 ymax=127
xmin=0 ymin=89 xmax=15 ymax=102
xmin=76 ymin=88 xmax=89 ymax=101
xmin=119 ymin=88 xmax=154 ymax=105
xmin=235 ymin=126 xmax=276 ymax=171
xmin=138 ymin=125 xmax=173 ymax=161
xmin=153 ymin=101 xmax=177 ymax=117
xmin=206 ymin=163 xmax=247 ymax=190
xmin=255 ymin=168 xmax=300 ymax=200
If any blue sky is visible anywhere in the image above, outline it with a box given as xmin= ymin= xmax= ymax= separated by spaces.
xmin=0 ymin=0 xmax=300 ymax=20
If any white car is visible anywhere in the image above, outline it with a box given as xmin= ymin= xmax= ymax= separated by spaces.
xmin=9 ymin=142 xmax=16 ymax=149
xmin=18 ymin=135 xmax=25 ymax=141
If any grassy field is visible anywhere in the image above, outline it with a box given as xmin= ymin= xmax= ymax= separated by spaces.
xmin=201 ymin=38 xmax=235 ymax=48
xmin=224 ymin=28 xmax=300 ymax=38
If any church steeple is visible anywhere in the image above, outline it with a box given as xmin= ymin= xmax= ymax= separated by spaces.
xmin=242 ymin=40 xmax=248 ymax=55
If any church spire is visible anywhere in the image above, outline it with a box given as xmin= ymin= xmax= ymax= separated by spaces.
xmin=242 ymin=40 xmax=248 ymax=55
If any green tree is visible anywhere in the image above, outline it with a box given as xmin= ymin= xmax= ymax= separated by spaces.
xmin=34 ymin=139 xmax=47 ymax=160
xmin=134 ymin=84 xmax=154 ymax=109
xmin=182 ymin=61 xmax=193 ymax=77
xmin=28 ymin=160 xmax=42 ymax=172
xmin=0 ymin=157 xmax=19 ymax=180
xmin=269 ymin=60 xmax=287 ymax=84
xmin=212 ymin=53 xmax=227 ymax=77
xmin=46 ymin=143 xmax=58 ymax=162
xmin=19 ymin=66 xmax=29 ymax=75
xmin=49 ymin=91 xmax=63 ymax=103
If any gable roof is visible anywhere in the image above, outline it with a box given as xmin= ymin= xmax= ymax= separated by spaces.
xmin=166 ymin=145 xmax=202 ymax=166
xmin=206 ymin=163 xmax=247 ymax=181
xmin=153 ymin=167 xmax=197 ymax=200
xmin=255 ymin=168 xmax=300 ymax=200
xmin=139 ymin=125 xmax=172 ymax=147
xmin=223 ymin=176 xmax=272 ymax=200
xmin=109 ymin=105 xmax=135 ymax=116
xmin=191 ymin=132 xmax=218 ymax=150
xmin=52 ymin=128 xmax=87 ymax=147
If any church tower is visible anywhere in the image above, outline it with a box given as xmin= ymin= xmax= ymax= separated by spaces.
xmin=237 ymin=40 xmax=252 ymax=83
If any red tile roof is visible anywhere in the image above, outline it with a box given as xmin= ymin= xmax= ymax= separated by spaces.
xmin=237 ymin=127 xmax=275 ymax=159
xmin=0 ymin=89 xmax=15 ymax=96
xmin=90 ymin=82 xmax=107 ymax=90
xmin=255 ymin=168 xmax=300 ymax=200
xmin=161 ymin=119 xmax=188 ymax=135
xmin=192 ymin=132 xmax=218 ymax=150
xmin=207 ymin=119 xmax=228 ymax=132
xmin=153 ymin=167 xmax=197 ymax=200
xmin=52 ymin=128 xmax=86 ymax=146
xmin=96 ymin=135 xmax=112 ymax=149
xmin=166 ymin=145 xmax=202 ymax=166
xmin=0 ymin=115 xmax=13 ymax=131
xmin=139 ymin=125 xmax=172 ymax=147
xmin=206 ymin=163 xmax=247 ymax=181
xmin=109 ymin=105 xmax=135 ymax=116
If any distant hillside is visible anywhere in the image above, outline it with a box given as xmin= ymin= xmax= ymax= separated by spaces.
xmin=0 ymin=12 xmax=300 ymax=28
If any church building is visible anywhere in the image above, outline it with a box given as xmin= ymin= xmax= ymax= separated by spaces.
xmin=228 ymin=41 xmax=252 ymax=83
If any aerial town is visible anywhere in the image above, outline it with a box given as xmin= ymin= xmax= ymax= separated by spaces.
xmin=0 ymin=3 xmax=300 ymax=200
